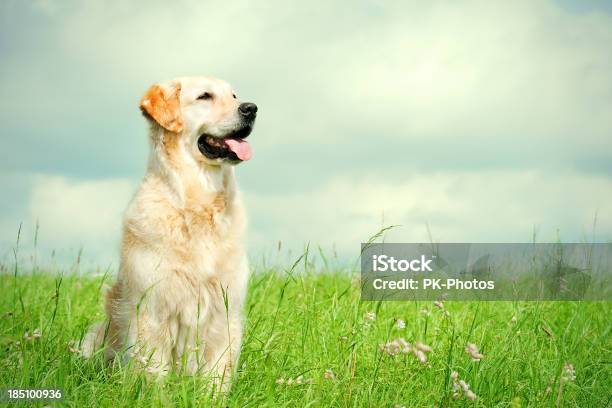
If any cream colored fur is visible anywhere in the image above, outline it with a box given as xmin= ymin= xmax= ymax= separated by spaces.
xmin=81 ymin=77 xmax=252 ymax=391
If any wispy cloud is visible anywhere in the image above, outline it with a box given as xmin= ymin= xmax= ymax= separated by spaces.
xmin=246 ymin=170 xmax=611 ymax=257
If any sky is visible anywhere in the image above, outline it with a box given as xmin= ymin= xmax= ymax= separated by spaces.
xmin=1 ymin=0 xmax=611 ymax=270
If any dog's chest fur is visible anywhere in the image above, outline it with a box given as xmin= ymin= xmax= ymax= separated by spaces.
xmin=120 ymin=161 xmax=247 ymax=296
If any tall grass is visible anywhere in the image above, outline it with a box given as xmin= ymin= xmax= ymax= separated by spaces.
xmin=1 ymin=264 xmax=610 ymax=407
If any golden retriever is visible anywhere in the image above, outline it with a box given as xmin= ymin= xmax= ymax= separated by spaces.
xmin=81 ymin=76 xmax=256 ymax=390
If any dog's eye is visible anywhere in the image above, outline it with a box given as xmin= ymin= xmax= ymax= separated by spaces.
xmin=197 ymin=92 xmax=213 ymax=101
xmin=232 ymin=93 xmax=237 ymax=99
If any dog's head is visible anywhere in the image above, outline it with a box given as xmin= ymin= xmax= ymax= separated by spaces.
xmin=140 ymin=76 xmax=257 ymax=165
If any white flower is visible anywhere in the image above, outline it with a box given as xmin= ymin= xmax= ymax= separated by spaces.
xmin=396 ymin=319 xmax=406 ymax=329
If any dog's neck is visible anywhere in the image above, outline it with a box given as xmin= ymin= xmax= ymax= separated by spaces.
xmin=146 ymin=127 xmax=236 ymax=210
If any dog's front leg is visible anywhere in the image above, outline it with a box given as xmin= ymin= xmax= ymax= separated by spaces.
xmin=203 ymin=312 xmax=243 ymax=392
xmin=125 ymin=307 xmax=174 ymax=375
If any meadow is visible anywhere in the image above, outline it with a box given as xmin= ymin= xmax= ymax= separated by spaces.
xmin=1 ymin=257 xmax=610 ymax=407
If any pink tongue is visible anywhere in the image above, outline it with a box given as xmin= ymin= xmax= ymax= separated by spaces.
xmin=224 ymin=138 xmax=252 ymax=161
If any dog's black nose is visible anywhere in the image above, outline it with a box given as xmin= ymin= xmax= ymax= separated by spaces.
xmin=238 ymin=102 xmax=258 ymax=119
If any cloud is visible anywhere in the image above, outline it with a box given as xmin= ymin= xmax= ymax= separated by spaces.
xmin=2 ymin=0 xmax=610 ymax=181
xmin=29 ymin=175 xmax=133 ymax=243
xmin=245 ymin=169 xmax=612 ymax=257
xmin=0 ymin=175 xmax=134 ymax=268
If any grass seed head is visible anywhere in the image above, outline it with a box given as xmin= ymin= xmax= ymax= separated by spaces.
xmin=364 ymin=311 xmax=376 ymax=322
xmin=67 ymin=340 xmax=80 ymax=354
xmin=23 ymin=328 xmax=41 ymax=341
xmin=415 ymin=342 xmax=432 ymax=353
xmin=562 ymin=362 xmax=576 ymax=382
xmin=380 ymin=338 xmax=411 ymax=356
xmin=413 ymin=349 xmax=427 ymax=363
xmin=465 ymin=343 xmax=484 ymax=361
xmin=451 ymin=370 xmax=478 ymax=401
xmin=381 ymin=339 xmax=432 ymax=363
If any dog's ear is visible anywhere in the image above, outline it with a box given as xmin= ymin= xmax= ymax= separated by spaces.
xmin=140 ymin=82 xmax=184 ymax=133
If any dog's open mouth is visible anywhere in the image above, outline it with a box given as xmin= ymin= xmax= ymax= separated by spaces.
xmin=197 ymin=126 xmax=253 ymax=162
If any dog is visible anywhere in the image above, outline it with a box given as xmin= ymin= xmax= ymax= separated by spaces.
xmin=81 ymin=76 xmax=256 ymax=390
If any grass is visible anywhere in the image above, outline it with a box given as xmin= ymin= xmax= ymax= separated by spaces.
xmin=0 ymin=266 xmax=610 ymax=407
